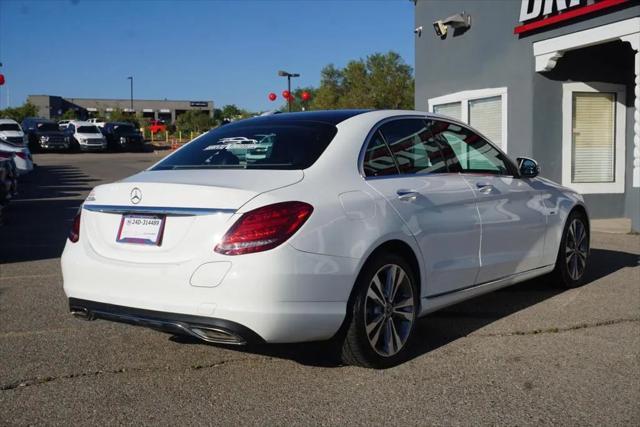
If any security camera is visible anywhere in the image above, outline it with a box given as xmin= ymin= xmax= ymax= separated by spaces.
xmin=433 ymin=12 xmax=471 ymax=38
xmin=414 ymin=26 xmax=423 ymax=36
xmin=433 ymin=21 xmax=447 ymax=37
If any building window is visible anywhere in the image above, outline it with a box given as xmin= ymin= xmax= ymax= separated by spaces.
xmin=428 ymin=87 xmax=508 ymax=152
xmin=562 ymin=82 xmax=626 ymax=194
xmin=432 ymin=102 xmax=462 ymax=122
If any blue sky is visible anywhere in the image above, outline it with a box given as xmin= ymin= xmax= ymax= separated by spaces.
xmin=0 ymin=0 xmax=414 ymax=112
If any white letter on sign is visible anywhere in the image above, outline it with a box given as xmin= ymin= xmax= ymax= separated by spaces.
xmin=520 ymin=0 xmax=543 ymax=22
xmin=543 ymin=0 xmax=568 ymax=15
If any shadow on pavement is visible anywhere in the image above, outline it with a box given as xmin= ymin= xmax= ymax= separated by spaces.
xmin=0 ymin=164 xmax=97 ymax=263
xmin=172 ymin=247 xmax=638 ymax=368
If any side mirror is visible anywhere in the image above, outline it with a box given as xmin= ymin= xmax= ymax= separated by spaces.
xmin=517 ymin=157 xmax=540 ymax=178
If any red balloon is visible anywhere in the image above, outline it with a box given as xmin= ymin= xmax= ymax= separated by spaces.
xmin=282 ymin=90 xmax=290 ymax=99
xmin=0 ymin=74 xmax=4 ymax=86
xmin=301 ymin=91 xmax=311 ymax=101
xmin=268 ymin=92 xmax=277 ymax=101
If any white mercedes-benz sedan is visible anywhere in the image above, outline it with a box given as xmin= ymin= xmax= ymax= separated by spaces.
xmin=62 ymin=110 xmax=590 ymax=368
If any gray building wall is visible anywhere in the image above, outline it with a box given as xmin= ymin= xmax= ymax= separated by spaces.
xmin=415 ymin=0 xmax=640 ymax=230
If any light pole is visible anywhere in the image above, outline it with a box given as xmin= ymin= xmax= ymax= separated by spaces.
xmin=127 ymin=76 xmax=133 ymax=112
xmin=278 ymin=70 xmax=299 ymax=112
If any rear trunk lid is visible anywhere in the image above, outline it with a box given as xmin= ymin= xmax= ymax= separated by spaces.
xmin=82 ymin=169 xmax=303 ymax=263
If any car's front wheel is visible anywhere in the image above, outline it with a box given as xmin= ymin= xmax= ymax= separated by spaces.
xmin=553 ymin=210 xmax=589 ymax=288
xmin=340 ymin=252 xmax=418 ymax=368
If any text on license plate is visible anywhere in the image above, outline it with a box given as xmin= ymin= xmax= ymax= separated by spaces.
xmin=116 ymin=214 xmax=165 ymax=245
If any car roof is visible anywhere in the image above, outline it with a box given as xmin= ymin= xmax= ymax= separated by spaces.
xmin=226 ymin=110 xmax=372 ymax=128
xmin=0 ymin=118 xmax=20 ymax=125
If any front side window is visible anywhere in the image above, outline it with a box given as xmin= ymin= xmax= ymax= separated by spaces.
xmin=433 ymin=120 xmax=511 ymax=175
xmin=153 ymin=121 xmax=337 ymax=170
xmin=378 ymin=119 xmax=448 ymax=175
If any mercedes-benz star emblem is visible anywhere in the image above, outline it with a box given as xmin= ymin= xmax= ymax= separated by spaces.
xmin=130 ymin=188 xmax=142 ymax=204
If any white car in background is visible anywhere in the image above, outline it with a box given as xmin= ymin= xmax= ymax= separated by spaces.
xmin=87 ymin=118 xmax=106 ymax=128
xmin=0 ymin=118 xmax=34 ymax=175
xmin=58 ymin=120 xmax=71 ymax=130
xmin=62 ymin=110 xmax=590 ymax=368
xmin=65 ymin=121 xmax=107 ymax=151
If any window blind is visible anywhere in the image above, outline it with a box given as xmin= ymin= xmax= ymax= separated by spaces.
xmin=572 ymin=92 xmax=615 ymax=183
xmin=469 ymin=96 xmax=502 ymax=148
xmin=433 ymin=102 xmax=462 ymax=121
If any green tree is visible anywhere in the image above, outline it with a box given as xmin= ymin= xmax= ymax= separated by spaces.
xmin=108 ymin=108 xmax=140 ymax=127
xmin=175 ymin=110 xmax=217 ymax=133
xmin=61 ymin=109 xmax=78 ymax=120
xmin=220 ymin=104 xmax=244 ymax=120
xmin=310 ymin=51 xmax=414 ymax=110
xmin=278 ymin=86 xmax=318 ymax=112
xmin=0 ymin=102 xmax=40 ymax=123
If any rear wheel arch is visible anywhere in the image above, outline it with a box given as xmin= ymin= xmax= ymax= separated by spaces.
xmin=348 ymin=239 xmax=422 ymax=312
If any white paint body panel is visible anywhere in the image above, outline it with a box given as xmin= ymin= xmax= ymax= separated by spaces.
xmin=62 ymin=110 xmax=587 ymax=343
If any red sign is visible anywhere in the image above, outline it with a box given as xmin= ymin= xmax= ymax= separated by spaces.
xmin=514 ymin=0 xmax=630 ymax=35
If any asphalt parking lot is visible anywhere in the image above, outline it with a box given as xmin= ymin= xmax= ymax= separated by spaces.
xmin=0 ymin=152 xmax=638 ymax=425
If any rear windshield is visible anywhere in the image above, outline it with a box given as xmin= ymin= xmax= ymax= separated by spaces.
xmin=77 ymin=126 xmax=100 ymax=134
xmin=37 ymin=122 xmax=59 ymax=132
xmin=0 ymin=123 xmax=21 ymax=132
xmin=152 ymin=121 xmax=337 ymax=170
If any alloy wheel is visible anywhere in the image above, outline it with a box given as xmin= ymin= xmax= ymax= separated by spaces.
xmin=364 ymin=264 xmax=415 ymax=357
xmin=565 ymin=218 xmax=588 ymax=281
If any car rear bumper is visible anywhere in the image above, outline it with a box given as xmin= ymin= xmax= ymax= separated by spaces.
xmin=62 ymin=241 xmax=358 ymax=343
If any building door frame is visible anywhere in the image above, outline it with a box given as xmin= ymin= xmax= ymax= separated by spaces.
xmin=532 ymin=16 xmax=639 ymax=188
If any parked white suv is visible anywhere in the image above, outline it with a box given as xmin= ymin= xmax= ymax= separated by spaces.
xmin=87 ymin=118 xmax=106 ymax=128
xmin=0 ymin=119 xmax=34 ymax=175
xmin=65 ymin=121 xmax=107 ymax=151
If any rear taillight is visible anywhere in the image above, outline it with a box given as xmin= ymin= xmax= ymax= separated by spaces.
xmin=69 ymin=211 xmax=81 ymax=243
xmin=15 ymin=152 xmax=27 ymax=160
xmin=214 ymin=201 xmax=313 ymax=255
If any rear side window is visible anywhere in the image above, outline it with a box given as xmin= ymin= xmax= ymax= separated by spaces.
xmin=152 ymin=121 xmax=337 ymax=170
xmin=362 ymin=131 xmax=398 ymax=177
xmin=378 ymin=119 xmax=448 ymax=175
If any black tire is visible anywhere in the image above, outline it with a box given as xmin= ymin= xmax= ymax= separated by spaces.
xmin=340 ymin=252 xmax=419 ymax=368
xmin=552 ymin=210 xmax=589 ymax=288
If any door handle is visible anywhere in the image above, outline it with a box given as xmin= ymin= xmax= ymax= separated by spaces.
xmin=476 ymin=182 xmax=494 ymax=194
xmin=397 ymin=189 xmax=419 ymax=202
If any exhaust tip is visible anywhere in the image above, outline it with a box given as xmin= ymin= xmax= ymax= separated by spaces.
xmin=70 ymin=307 xmax=93 ymax=320
xmin=190 ymin=326 xmax=245 ymax=345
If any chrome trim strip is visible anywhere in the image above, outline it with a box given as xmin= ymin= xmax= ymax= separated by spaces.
xmin=83 ymin=204 xmax=235 ymax=216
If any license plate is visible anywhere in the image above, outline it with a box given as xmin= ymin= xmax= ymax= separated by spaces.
xmin=116 ymin=214 xmax=165 ymax=245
